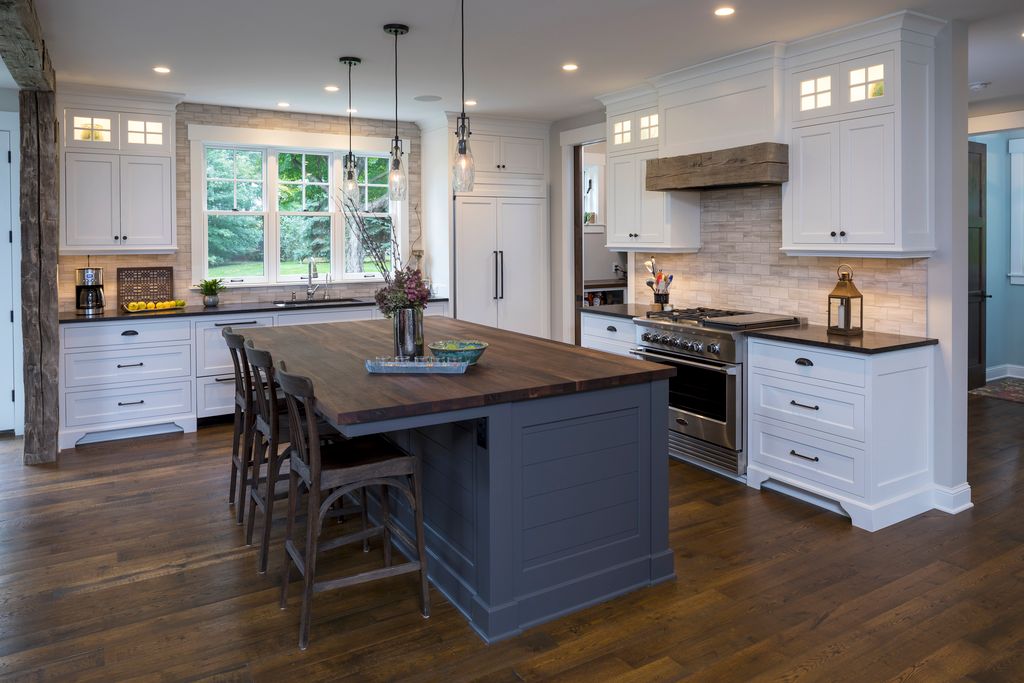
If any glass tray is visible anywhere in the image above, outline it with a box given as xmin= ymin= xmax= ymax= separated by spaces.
xmin=365 ymin=357 xmax=470 ymax=374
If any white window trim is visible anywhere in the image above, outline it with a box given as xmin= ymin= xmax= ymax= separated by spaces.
xmin=189 ymin=124 xmax=409 ymax=287
xmin=1009 ymin=139 xmax=1024 ymax=286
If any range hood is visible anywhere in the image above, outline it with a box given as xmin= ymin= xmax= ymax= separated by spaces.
xmin=645 ymin=142 xmax=788 ymax=191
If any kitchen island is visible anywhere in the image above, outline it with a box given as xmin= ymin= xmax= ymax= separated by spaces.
xmin=241 ymin=318 xmax=675 ymax=642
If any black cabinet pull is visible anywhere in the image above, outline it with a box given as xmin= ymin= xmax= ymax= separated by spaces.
xmin=499 ymin=250 xmax=505 ymax=300
xmin=215 ymin=321 xmax=257 ymax=327
xmin=606 ymin=325 xmax=618 ymax=332
xmin=790 ymin=399 xmax=820 ymax=411
xmin=794 ymin=357 xmax=814 ymax=367
xmin=121 ymin=330 xmax=139 ymax=336
xmin=676 ymin=417 xmax=689 ymax=426
xmin=118 ymin=400 xmax=145 ymax=407
xmin=117 ymin=362 xmax=144 ymax=369
xmin=493 ymin=251 xmax=499 ymax=300
xmin=214 ymin=376 xmax=235 ymax=383
xmin=789 ymin=449 xmax=820 ymax=462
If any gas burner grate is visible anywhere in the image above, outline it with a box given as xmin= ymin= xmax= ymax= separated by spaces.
xmin=646 ymin=307 xmax=748 ymax=322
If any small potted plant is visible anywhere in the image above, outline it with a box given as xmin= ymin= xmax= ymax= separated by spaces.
xmin=197 ymin=278 xmax=226 ymax=307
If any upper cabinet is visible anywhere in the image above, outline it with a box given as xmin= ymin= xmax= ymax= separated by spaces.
xmin=469 ymin=133 xmax=545 ymax=175
xmin=58 ymin=85 xmax=182 ymax=254
xmin=607 ymin=109 xmax=660 ymax=154
xmin=782 ymin=13 xmax=944 ymax=257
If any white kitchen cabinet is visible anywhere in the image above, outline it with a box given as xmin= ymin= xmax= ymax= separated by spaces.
xmin=120 ymin=155 xmax=174 ymax=247
xmin=63 ymin=153 xmax=120 ymax=248
xmin=746 ymin=337 xmax=936 ymax=531
xmin=467 ymin=133 xmax=544 ymax=175
xmin=454 ymin=196 xmax=549 ymax=338
xmin=277 ymin=308 xmax=372 ymax=326
xmin=579 ymin=312 xmax=636 ymax=357
xmin=119 ymin=113 xmax=173 ymax=155
xmin=607 ymin=109 xmax=659 ymax=154
xmin=64 ymin=109 xmax=119 ymax=151
xmin=194 ymin=315 xmax=275 ymax=378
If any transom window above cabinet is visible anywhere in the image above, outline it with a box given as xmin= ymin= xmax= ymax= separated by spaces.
xmin=639 ymin=114 xmax=659 ymax=141
xmin=613 ymin=120 xmax=632 ymax=146
xmin=607 ymin=108 xmax=659 ymax=154
xmin=792 ymin=51 xmax=894 ymax=122
xmin=799 ymin=76 xmax=832 ymax=112
xmin=126 ymin=119 xmax=164 ymax=146
xmin=848 ymin=63 xmax=884 ymax=103
xmin=72 ymin=115 xmax=113 ymax=143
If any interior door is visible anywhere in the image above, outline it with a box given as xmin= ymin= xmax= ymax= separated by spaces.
xmin=496 ymin=197 xmax=548 ymax=337
xmin=967 ymin=140 xmax=987 ymax=390
xmin=454 ymin=196 xmax=498 ymax=327
xmin=120 ymin=155 xmax=172 ymax=246
xmin=0 ymin=131 xmax=13 ymax=431
xmin=64 ymin=152 xmax=120 ymax=248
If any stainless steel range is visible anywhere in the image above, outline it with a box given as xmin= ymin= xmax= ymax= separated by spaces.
xmin=632 ymin=307 xmax=799 ymax=477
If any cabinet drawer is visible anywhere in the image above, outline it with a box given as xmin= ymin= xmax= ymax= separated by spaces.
xmin=581 ymin=314 xmax=635 ymax=344
xmin=275 ymin=307 xmax=373 ymax=326
xmin=64 ymin=380 xmax=192 ymax=427
xmin=196 ymin=374 xmax=237 ymax=418
xmin=64 ymin=319 xmax=192 ymax=349
xmin=750 ymin=420 xmax=864 ymax=496
xmin=195 ymin=316 xmax=274 ymax=377
xmin=749 ymin=372 xmax=865 ymax=442
xmin=581 ymin=336 xmax=636 ymax=358
xmin=64 ymin=344 xmax=191 ymax=388
xmin=748 ymin=340 xmax=866 ymax=388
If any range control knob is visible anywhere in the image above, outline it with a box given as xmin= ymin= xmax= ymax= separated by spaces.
xmin=671 ymin=337 xmax=685 ymax=348
xmin=691 ymin=341 xmax=704 ymax=353
xmin=660 ymin=335 xmax=674 ymax=345
xmin=681 ymin=340 xmax=694 ymax=351
xmin=707 ymin=343 xmax=721 ymax=355
xmin=641 ymin=332 xmax=653 ymax=342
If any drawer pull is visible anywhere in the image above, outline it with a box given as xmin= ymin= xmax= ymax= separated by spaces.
xmin=789 ymin=400 xmax=820 ymax=411
xmin=215 ymin=320 xmax=257 ymax=327
xmin=121 ymin=330 xmax=139 ymax=336
xmin=117 ymin=400 xmax=145 ymax=407
xmin=214 ymin=376 xmax=236 ymax=383
xmin=606 ymin=325 xmax=618 ymax=332
xmin=676 ymin=417 xmax=689 ymax=426
xmin=116 ymin=362 xmax=144 ymax=369
xmin=794 ymin=357 xmax=814 ymax=367
xmin=789 ymin=449 xmax=820 ymax=462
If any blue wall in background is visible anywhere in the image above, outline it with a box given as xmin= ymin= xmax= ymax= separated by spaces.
xmin=969 ymin=131 xmax=1024 ymax=370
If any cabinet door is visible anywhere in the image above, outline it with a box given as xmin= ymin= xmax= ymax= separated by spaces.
xmin=608 ymin=113 xmax=635 ymax=153
xmin=120 ymin=114 xmax=172 ymax=155
xmin=496 ymin=197 xmax=548 ymax=337
xmin=194 ymin=316 xmax=275 ymax=377
xmin=119 ymin=155 xmax=173 ymax=247
xmin=64 ymin=109 xmax=119 ymax=150
xmin=791 ymin=66 xmax=840 ymax=123
xmin=454 ymin=197 xmax=499 ymax=327
xmin=636 ymin=149 xmax=666 ymax=243
xmin=606 ymin=155 xmax=638 ymax=245
xmin=470 ymin=134 xmax=501 ymax=172
xmin=839 ymin=52 xmax=894 ymax=114
xmin=839 ymin=114 xmax=895 ymax=245
xmin=499 ymin=136 xmax=544 ymax=174
xmin=789 ymin=123 xmax=841 ymax=244
xmin=64 ymin=152 xmax=121 ymax=248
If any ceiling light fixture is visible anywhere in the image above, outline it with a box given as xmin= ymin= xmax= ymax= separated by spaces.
xmin=464 ymin=99 xmax=477 ymax=107
xmin=385 ymin=23 xmax=410 ymax=201
xmin=153 ymin=66 xmax=171 ymax=74
xmin=714 ymin=7 xmax=735 ymax=16
xmin=452 ymin=0 xmax=475 ymax=193
xmin=414 ymin=94 xmax=443 ymax=102
xmin=277 ymin=101 xmax=290 ymax=108
xmin=340 ymin=57 xmax=362 ymax=204
xmin=562 ymin=63 xmax=579 ymax=72
xmin=324 ymin=85 xmax=339 ymax=92
xmin=968 ymin=81 xmax=991 ymax=92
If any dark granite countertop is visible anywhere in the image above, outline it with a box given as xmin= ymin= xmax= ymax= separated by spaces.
xmin=578 ymin=303 xmax=659 ymax=320
xmin=745 ymin=324 xmax=938 ymax=355
xmin=58 ymin=298 xmax=449 ymax=324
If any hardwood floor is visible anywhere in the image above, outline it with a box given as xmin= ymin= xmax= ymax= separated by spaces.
xmin=1 ymin=395 xmax=1022 ymax=681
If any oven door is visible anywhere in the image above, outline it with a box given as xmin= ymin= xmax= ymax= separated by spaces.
xmin=632 ymin=347 xmax=741 ymax=451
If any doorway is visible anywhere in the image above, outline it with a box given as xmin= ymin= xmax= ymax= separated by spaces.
xmin=967 ymin=140 xmax=987 ymax=390
xmin=0 ymin=126 xmax=15 ymax=432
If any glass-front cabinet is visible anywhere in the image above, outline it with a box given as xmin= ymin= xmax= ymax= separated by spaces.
xmin=791 ymin=51 xmax=894 ymax=123
xmin=608 ymin=109 xmax=659 ymax=154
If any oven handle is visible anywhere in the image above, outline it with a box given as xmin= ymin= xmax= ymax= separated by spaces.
xmin=631 ymin=348 xmax=739 ymax=376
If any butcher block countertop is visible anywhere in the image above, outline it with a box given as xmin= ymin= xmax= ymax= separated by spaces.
xmin=240 ymin=317 xmax=675 ymax=426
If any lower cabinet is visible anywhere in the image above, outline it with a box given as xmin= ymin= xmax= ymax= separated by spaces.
xmin=745 ymin=338 xmax=934 ymax=531
xmin=579 ymin=312 xmax=636 ymax=357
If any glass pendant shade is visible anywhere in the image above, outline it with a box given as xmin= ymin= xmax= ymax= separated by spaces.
xmin=389 ymin=144 xmax=408 ymax=201
xmin=452 ymin=137 xmax=476 ymax=193
xmin=341 ymin=155 xmax=360 ymax=204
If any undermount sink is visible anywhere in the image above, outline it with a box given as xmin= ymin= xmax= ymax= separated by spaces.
xmin=272 ymin=297 xmax=368 ymax=308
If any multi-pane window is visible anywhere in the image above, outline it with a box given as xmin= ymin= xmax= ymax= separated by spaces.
xmin=200 ymin=145 xmax=397 ymax=284
xmin=849 ymin=64 xmax=884 ymax=103
xmin=639 ymin=114 xmax=659 ymax=141
xmin=800 ymin=75 xmax=832 ymax=112
xmin=72 ymin=115 xmax=112 ymax=142
xmin=612 ymin=119 xmax=632 ymax=146
xmin=127 ymin=119 xmax=164 ymax=146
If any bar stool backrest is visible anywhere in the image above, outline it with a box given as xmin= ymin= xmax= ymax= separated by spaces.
xmin=243 ymin=342 xmax=282 ymax=446
xmin=222 ymin=328 xmax=253 ymax=408
xmin=275 ymin=364 xmax=321 ymax=486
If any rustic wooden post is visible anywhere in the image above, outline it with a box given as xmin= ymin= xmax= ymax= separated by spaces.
xmin=2 ymin=0 xmax=59 ymax=463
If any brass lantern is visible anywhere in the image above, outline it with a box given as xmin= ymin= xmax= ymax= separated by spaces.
xmin=828 ymin=264 xmax=863 ymax=336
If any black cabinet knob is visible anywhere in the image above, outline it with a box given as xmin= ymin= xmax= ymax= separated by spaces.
xmin=114 ymin=235 xmax=120 ymax=240
xmin=839 ymin=231 xmax=846 ymax=237
xmin=830 ymin=231 xmax=837 ymax=237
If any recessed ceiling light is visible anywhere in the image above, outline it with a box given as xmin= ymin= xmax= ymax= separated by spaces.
xmin=413 ymin=94 xmax=443 ymax=102
xmin=714 ymin=7 xmax=735 ymax=16
xmin=464 ymin=99 xmax=477 ymax=106
xmin=277 ymin=102 xmax=290 ymax=108
xmin=324 ymin=85 xmax=339 ymax=92
xmin=152 ymin=66 xmax=171 ymax=74
xmin=562 ymin=63 xmax=579 ymax=72
xmin=346 ymin=107 xmax=357 ymax=114
xmin=969 ymin=81 xmax=991 ymax=92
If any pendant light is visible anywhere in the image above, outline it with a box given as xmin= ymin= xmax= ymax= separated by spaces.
xmin=340 ymin=56 xmax=362 ymax=205
xmin=384 ymin=23 xmax=409 ymax=201
xmin=451 ymin=0 xmax=475 ymax=192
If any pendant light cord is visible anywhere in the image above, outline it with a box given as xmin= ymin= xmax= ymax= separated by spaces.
xmin=394 ymin=29 xmax=399 ymax=143
xmin=347 ymin=61 xmax=353 ymax=162
xmin=460 ymin=0 xmax=465 ymax=117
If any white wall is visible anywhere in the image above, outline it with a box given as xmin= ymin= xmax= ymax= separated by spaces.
xmin=0 ymin=88 xmax=18 ymax=112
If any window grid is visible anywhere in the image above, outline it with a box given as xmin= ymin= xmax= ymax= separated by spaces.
xmin=849 ymin=64 xmax=884 ymax=103
xmin=613 ymin=120 xmax=632 ymax=146
xmin=127 ymin=119 xmax=164 ymax=146
xmin=72 ymin=115 xmax=112 ymax=142
xmin=277 ymin=152 xmax=333 ymax=280
xmin=639 ymin=114 xmax=659 ymax=141
xmin=800 ymin=75 xmax=832 ymax=112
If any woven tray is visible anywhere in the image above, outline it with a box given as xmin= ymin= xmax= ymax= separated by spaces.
xmin=117 ymin=267 xmax=174 ymax=308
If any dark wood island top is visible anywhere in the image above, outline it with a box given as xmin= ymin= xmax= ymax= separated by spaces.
xmin=241 ymin=317 xmax=674 ymax=426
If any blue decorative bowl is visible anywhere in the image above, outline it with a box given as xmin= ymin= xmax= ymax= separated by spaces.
xmin=428 ymin=339 xmax=489 ymax=365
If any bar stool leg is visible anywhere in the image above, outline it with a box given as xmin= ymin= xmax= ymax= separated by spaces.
xmin=412 ymin=465 xmax=430 ymax=619
xmin=258 ymin=445 xmax=283 ymax=574
xmin=279 ymin=468 xmax=299 ymax=609
xmin=298 ymin=484 xmax=321 ymax=651
xmin=360 ymin=487 xmax=369 ymax=552
xmin=236 ymin=412 xmax=255 ymax=525
xmin=229 ymin=404 xmax=242 ymax=504
xmin=380 ymin=485 xmax=392 ymax=568
xmin=245 ymin=438 xmax=268 ymax=546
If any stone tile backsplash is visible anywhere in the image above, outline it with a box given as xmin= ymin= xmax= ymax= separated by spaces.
xmin=633 ymin=186 xmax=928 ymax=336
xmin=57 ymin=102 xmax=421 ymax=311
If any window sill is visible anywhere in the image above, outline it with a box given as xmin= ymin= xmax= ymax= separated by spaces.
xmin=192 ymin=279 xmax=383 ymax=291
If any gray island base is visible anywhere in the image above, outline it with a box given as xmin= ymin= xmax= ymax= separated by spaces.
xmin=242 ymin=319 xmax=675 ymax=642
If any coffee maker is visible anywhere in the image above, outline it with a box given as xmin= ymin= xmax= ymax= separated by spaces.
xmin=75 ymin=267 xmax=106 ymax=316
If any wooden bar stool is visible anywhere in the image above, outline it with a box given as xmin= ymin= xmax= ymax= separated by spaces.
xmin=275 ymin=364 xmax=430 ymax=650
xmin=221 ymin=328 xmax=256 ymax=525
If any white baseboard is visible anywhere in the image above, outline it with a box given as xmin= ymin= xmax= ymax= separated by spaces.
xmin=986 ymin=364 xmax=1024 ymax=382
xmin=932 ymin=483 xmax=974 ymax=514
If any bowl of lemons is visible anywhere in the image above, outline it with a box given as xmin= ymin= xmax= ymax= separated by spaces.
xmin=123 ymin=300 xmax=187 ymax=313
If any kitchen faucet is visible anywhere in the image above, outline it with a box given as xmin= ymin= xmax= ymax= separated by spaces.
xmin=306 ymin=256 xmax=320 ymax=300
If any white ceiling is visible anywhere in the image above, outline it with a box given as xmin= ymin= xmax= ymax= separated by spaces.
xmin=33 ymin=0 xmax=1024 ymax=125
xmin=967 ymin=8 xmax=1024 ymax=116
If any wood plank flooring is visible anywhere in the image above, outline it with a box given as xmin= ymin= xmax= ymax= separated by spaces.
xmin=0 ymin=395 xmax=1022 ymax=681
